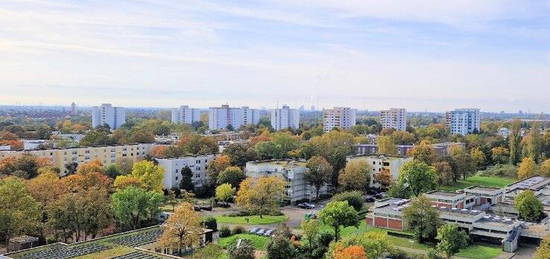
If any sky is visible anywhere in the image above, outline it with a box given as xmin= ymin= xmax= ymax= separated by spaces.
xmin=1 ymin=0 xmax=550 ymax=112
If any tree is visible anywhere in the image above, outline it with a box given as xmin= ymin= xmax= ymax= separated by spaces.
xmin=76 ymin=160 xmax=104 ymax=174
xmin=217 ymin=166 xmax=245 ymax=189
xmin=150 ymin=146 xmax=168 ymax=158
xmin=206 ymin=155 xmax=231 ymax=185
xmin=491 ymin=147 xmax=510 ymax=164
xmin=470 ymin=147 xmax=486 ymax=169
xmin=515 ymin=190 xmax=544 ymax=222
xmin=390 ymin=160 xmax=437 ymax=198
xmin=333 ymin=245 xmax=367 ymax=259
xmin=403 ymin=195 xmax=441 ymax=243
xmin=540 ymin=159 xmax=550 ymax=177
xmin=179 ymin=166 xmax=194 ymax=191
xmin=319 ymin=201 xmax=358 ymax=241
xmin=433 ymin=161 xmax=453 ymax=186
xmin=215 ymin=183 xmax=236 ymax=205
xmin=436 ymin=224 xmax=469 ymax=259
xmin=158 ymin=203 xmax=203 ymax=255
xmin=327 ymin=231 xmax=390 ymax=259
xmin=222 ymin=143 xmax=258 ymax=167
xmin=517 ymin=157 xmax=537 ymax=180
xmin=449 ymin=145 xmax=475 ymax=180
xmin=178 ymin=134 xmax=218 ymax=155
xmin=236 ymin=176 xmax=286 ymax=218
xmin=104 ymin=164 xmax=122 ymax=178
xmin=375 ymin=168 xmax=393 ymax=189
xmin=377 ymin=135 xmax=397 ymax=155
xmin=409 ymin=140 xmax=436 ymax=164
xmin=0 ymin=177 xmax=40 ymax=247
xmin=535 ymin=235 xmax=550 ymax=259
xmin=266 ymin=225 xmax=295 ymax=259
xmin=128 ymin=160 xmax=164 ymax=192
xmin=305 ymin=156 xmax=333 ymax=200
xmin=331 ymin=191 xmax=364 ymax=211
xmin=524 ymin=123 xmax=543 ymax=163
xmin=301 ymin=219 xmax=320 ymax=254
xmin=509 ymin=120 xmax=522 ymax=165
xmin=114 ymin=175 xmax=144 ymax=190
xmin=338 ymin=159 xmax=371 ymax=192
xmin=229 ymin=238 xmax=255 ymax=259
xmin=111 ymin=187 xmax=164 ymax=230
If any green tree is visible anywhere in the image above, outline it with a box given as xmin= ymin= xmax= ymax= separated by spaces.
xmin=390 ymin=160 xmax=437 ymax=198
xmin=436 ymin=224 xmax=469 ymax=259
xmin=266 ymin=225 xmax=295 ymax=259
xmin=338 ymin=159 xmax=371 ymax=192
xmin=301 ymin=219 xmax=320 ymax=254
xmin=111 ymin=187 xmax=164 ymax=230
xmin=179 ymin=166 xmax=194 ymax=191
xmin=509 ymin=120 xmax=522 ymax=165
xmin=409 ymin=140 xmax=436 ymax=165
xmin=470 ymin=147 xmax=486 ymax=169
xmin=215 ymin=183 xmax=236 ymax=205
xmin=217 ymin=166 xmax=245 ymax=189
xmin=534 ymin=235 xmax=550 ymax=259
xmin=319 ymin=201 xmax=358 ymax=241
xmin=403 ymin=195 xmax=441 ymax=243
xmin=129 ymin=160 xmax=164 ymax=192
xmin=515 ymin=190 xmax=544 ymax=222
xmin=449 ymin=145 xmax=475 ymax=180
xmin=331 ymin=191 xmax=364 ymax=211
xmin=523 ymin=123 xmax=543 ymax=163
xmin=305 ymin=156 xmax=333 ymax=200
xmin=236 ymin=176 xmax=286 ymax=218
xmin=0 ymin=177 xmax=40 ymax=247
xmin=377 ymin=135 xmax=397 ymax=155
xmin=222 ymin=143 xmax=258 ymax=167
xmin=433 ymin=161 xmax=453 ymax=186
xmin=229 ymin=238 xmax=255 ymax=259
xmin=491 ymin=147 xmax=510 ymax=164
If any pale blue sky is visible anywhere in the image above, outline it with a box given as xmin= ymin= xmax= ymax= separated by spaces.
xmin=1 ymin=0 xmax=550 ymax=112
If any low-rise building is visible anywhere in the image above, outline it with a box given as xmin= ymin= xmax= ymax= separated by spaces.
xmin=156 ymin=154 xmax=216 ymax=189
xmin=346 ymin=155 xmax=412 ymax=187
xmin=0 ymin=144 xmax=154 ymax=175
xmin=425 ymin=191 xmax=475 ymax=209
xmin=245 ymin=160 xmax=328 ymax=204
xmin=354 ymin=142 xmax=465 ymax=157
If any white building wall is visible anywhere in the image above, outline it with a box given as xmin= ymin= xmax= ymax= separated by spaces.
xmin=271 ymin=105 xmax=300 ymax=130
xmin=380 ymin=108 xmax=407 ymax=131
xmin=446 ymin=108 xmax=481 ymax=135
xmin=157 ymin=154 xmax=217 ymax=189
xmin=171 ymin=106 xmax=201 ymax=125
xmin=91 ymin=104 xmax=126 ymax=130
xmin=208 ymin=105 xmax=260 ymax=130
xmin=323 ymin=107 xmax=356 ymax=132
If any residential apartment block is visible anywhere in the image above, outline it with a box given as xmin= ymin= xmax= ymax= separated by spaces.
xmin=271 ymin=105 xmax=300 ymax=130
xmin=380 ymin=108 xmax=407 ymax=131
xmin=156 ymin=154 xmax=216 ymax=189
xmin=322 ymin=107 xmax=356 ymax=132
xmin=354 ymin=142 xmax=465 ymax=157
xmin=245 ymin=160 xmax=328 ymax=204
xmin=91 ymin=103 xmax=126 ymax=130
xmin=171 ymin=105 xmax=201 ymax=125
xmin=208 ymin=105 xmax=260 ymax=130
xmin=0 ymin=144 xmax=154 ymax=175
xmin=347 ymin=155 xmax=412 ymax=187
xmin=446 ymin=108 xmax=480 ymax=135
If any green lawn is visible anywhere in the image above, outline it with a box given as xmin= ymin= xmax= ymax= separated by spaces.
xmin=456 ymin=244 xmax=503 ymax=259
xmin=218 ymin=234 xmax=270 ymax=250
xmin=215 ymin=215 xmax=288 ymax=225
xmin=440 ymin=175 xmax=515 ymax=191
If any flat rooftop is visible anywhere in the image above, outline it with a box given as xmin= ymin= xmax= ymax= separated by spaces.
xmin=247 ymin=159 xmax=306 ymax=167
xmin=426 ymin=191 xmax=464 ymax=198
xmin=463 ymin=186 xmax=503 ymax=194
xmin=437 ymin=206 xmax=483 ymax=216
xmin=507 ymin=176 xmax=550 ymax=191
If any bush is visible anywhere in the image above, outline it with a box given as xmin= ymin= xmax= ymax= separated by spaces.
xmin=220 ymin=226 xmax=231 ymax=237
xmin=478 ymin=164 xmax=517 ymax=178
xmin=331 ymin=191 xmax=364 ymax=211
xmin=317 ymin=231 xmax=334 ymax=247
xmin=229 ymin=238 xmax=255 ymax=259
xmin=232 ymin=225 xmax=246 ymax=235
xmin=203 ymin=216 xmax=218 ymax=231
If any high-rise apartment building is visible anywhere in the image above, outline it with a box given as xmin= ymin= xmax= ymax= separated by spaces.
xmin=323 ymin=107 xmax=356 ymax=132
xmin=446 ymin=108 xmax=480 ymax=135
xmin=271 ymin=105 xmax=300 ymax=130
xmin=208 ymin=105 xmax=260 ymax=130
xmin=380 ymin=108 xmax=407 ymax=131
xmin=91 ymin=103 xmax=126 ymax=130
xmin=171 ymin=105 xmax=201 ymax=125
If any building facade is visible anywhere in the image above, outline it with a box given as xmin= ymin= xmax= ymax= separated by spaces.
xmin=91 ymin=103 xmax=126 ymax=130
xmin=347 ymin=155 xmax=412 ymax=187
xmin=271 ymin=105 xmax=300 ymax=130
xmin=0 ymin=144 xmax=154 ymax=175
xmin=245 ymin=160 xmax=328 ymax=203
xmin=322 ymin=107 xmax=356 ymax=132
xmin=208 ymin=105 xmax=260 ymax=130
xmin=171 ymin=105 xmax=201 ymax=125
xmin=156 ymin=154 xmax=217 ymax=189
xmin=380 ymin=108 xmax=407 ymax=131
xmin=446 ymin=108 xmax=480 ymax=135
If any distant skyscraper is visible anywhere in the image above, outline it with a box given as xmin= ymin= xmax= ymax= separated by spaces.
xmin=271 ymin=105 xmax=300 ymax=130
xmin=91 ymin=103 xmax=126 ymax=130
xmin=70 ymin=102 xmax=77 ymax=115
xmin=171 ymin=105 xmax=201 ymax=125
xmin=323 ymin=107 xmax=356 ymax=132
xmin=446 ymin=108 xmax=480 ymax=135
xmin=380 ymin=108 xmax=407 ymax=131
xmin=208 ymin=105 xmax=260 ymax=130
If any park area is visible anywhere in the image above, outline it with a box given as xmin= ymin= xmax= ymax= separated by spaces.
xmin=440 ymin=175 xmax=515 ymax=192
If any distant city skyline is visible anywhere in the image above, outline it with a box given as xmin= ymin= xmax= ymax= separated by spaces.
xmin=1 ymin=1 xmax=550 ymax=113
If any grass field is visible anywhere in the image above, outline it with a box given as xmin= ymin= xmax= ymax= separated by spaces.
xmin=218 ymin=234 xmax=270 ymax=250
xmin=215 ymin=215 xmax=288 ymax=225
xmin=440 ymin=175 xmax=515 ymax=191
xmin=73 ymin=246 xmax=134 ymax=259
xmin=456 ymin=244 xmax=503 ymax=259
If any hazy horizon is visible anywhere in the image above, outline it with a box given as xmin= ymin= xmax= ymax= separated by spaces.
xmin=2 ymin=1 xmax=550 ymax=113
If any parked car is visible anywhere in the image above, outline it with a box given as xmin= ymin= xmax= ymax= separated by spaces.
xmin=298 ymin=202 xmax=315 ymax=209
xmin=374 ymin=192 xmax=385 ymax=199
xmin=264 ymin=229 xmax=275 ymax=236
xmin=200 ymin=205 xmax=212 ymax=211
xmin=250 ymin=227 xmax=260 ymax=234
xmin=365 ymin=195 xmax=376 ymax=202
xmin=193 ymin=206 xmax=201 ymax=211
xmin=256 ymin=229 xmax=266 ymax=235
